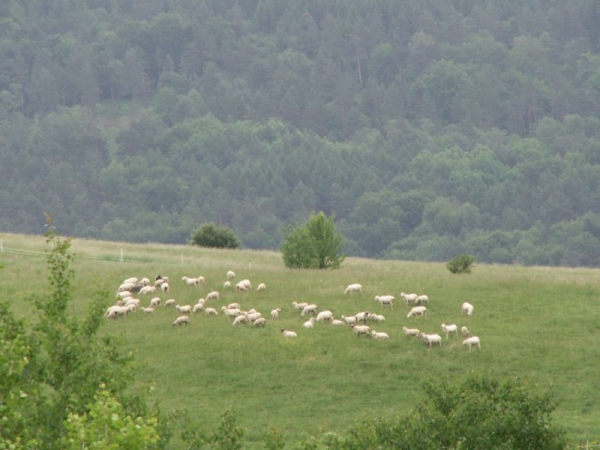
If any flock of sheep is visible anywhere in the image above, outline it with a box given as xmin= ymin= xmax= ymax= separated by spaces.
xmin=107 ymin=273 xmax=481 ymax=353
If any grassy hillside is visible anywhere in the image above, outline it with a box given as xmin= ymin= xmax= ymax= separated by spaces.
xmin=1 ymin=232 xmax=599 ymax=447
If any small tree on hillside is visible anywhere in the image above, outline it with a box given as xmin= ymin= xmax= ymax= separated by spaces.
xmin=281 ymin=212 xmax=346 ymax=269
xmin=190 ymin=222 xmax=240 ymax=249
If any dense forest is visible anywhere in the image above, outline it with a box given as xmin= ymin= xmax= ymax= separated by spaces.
xmin=2 ymin=0 xmax=600 ymax=266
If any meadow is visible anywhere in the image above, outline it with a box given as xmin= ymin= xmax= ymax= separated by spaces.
xmin=1 ymin=232 xmax=599 ymax=447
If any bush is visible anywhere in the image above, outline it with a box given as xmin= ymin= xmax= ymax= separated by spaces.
xmin=446 ymin=254 xmax=475 ymax=274
xmin=190 ymin=223 xmax=240 ymax=249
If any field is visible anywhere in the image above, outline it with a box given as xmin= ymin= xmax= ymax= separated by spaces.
xmin=1 ymin=232 xmax=599 ymax=447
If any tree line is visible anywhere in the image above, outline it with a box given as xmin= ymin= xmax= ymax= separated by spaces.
xmin=1 ymin=0 xmax=600 ymax=267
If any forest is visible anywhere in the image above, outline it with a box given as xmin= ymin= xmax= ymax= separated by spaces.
xmin=2 ymin=0 xmax=600 ymax=266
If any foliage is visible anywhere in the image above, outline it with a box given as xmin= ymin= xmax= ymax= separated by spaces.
xmin=281 ymin=211 xmax=346 ymax=269
xmin=446 ymin=254 xmax=475 ymax=274
xmin=190 ymin=222 xmax=241 ymax=249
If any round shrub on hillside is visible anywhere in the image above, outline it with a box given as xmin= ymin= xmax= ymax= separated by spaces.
xmin=190 ymin=223 xmax=240 ymax=249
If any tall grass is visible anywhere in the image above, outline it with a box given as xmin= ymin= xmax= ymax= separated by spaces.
xmin=1 ymin=232 xmax=599 ymax=446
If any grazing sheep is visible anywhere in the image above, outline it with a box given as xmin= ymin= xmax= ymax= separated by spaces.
xmin=271 ymin=308 xmax=281 ymax=319
xmin=281 ymin=328 xmax=297 ymax=338
xmin=351 ymin=324 xmax=371 ymax=337
xmin=300 ymin=304 xmax=318 ymax=317
xmin=461 ymin=326 xmax=470 ymax=337
xmin=233 ymin=314 xmax=249 ymax=326
xmin=252 ymin=317 xmax=267 ymax=327
xmin=227 ymin=270 xmax=235 ymax=280
xmin=105 ymin=305 xmax=127 ymax=319
xmin=116 ymin=291 xmax=132 ymax=300
xmin=160 ymin=283 xmax=169 ymax=293
xmin=117 ymin=283 xmax=135 ymax=293
xmin=176 ymin=305 xmax=192 ymax=315
xmin=407 ymin=306 xmax=427 ymax=318
xmin=302 ymin=317 xmax=316 ymax=329
xmin=206 ymin=291 xmax=220 ymax=302
xmin=237 ymin=279 xmax=252 ymax=291
xmin=441 ymin=323 xmax=459 ymax=339
xmin=415 ymin=294 xmax=429 ymax=304
xmin=182 ymin=276 xmax=200 ymax=287
xmin=462 ymin=302 xmax=474 ymax=316
xmin=122 ymin=277 xmax=138 ymax=285
xmin=402 ymin=327 xmax=420 ymax=338
xmin=292 ymin=301 xmax=308 ymax=310
xmin=141 ymin=307 xmax=154 ymax=314
xmin=236 ymin=284 xmax=248 ymax=293
xmin=164 ymin=299 xmax=176 ymax=308
xmin=316 ymin=310 xmax=334 ymax=322
xmin=149 ymin=297 xmax=161 ymax=308
xmin=223 ymin=281 xmax=232 ymax=289
xmin=371 ymin=330 xmax=390 ymax=340
xmin=355 ymin=311 xmax=370 ymax=323
xmin=192 ymin=303 xmax=204 ymax=313
xmin=221 ymin=306 xmax=241 ymax=319
xmin=368 ymin=313 xmax=386 ymax=322
xmin=256 ymin=283 xmax=267 ymax=292
xmin=124 ymin=298 xmax=140 ymax=308
xmin=463 ymin=336 xmax=481 ymax=353
xmin=139 ymin=286 xmax=156 ymax=295
xmin=400 ymin=292 xmax=418 ymax=305
xmin=419 ymin=333 xmax=442 ymax=348
xmin=173 ymin=316 xmax=190 ymax=327
xmin=204 ymin=307 xmax=218 ymax=316
xmin=227 ymin=302 xmax=240 ymax=310
xmin=328 ymin=317 xmax=346 ymax=326
xmin=342 ymin=315 xmax=357 ymax=325
xmin=140 ymin=278 xmax=151 ymax=286
xmin=344 ymin=283 xmax=362 ymax=295
xmin=374 ymin=295 xmax=395 ymax=308
xmin=246 ymin=311 xmax=262 ymax=324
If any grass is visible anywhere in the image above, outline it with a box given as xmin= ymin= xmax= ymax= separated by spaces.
xmin=1 ymin=232 xmax=600 ymax=447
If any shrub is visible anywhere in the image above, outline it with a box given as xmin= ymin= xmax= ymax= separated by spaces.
xmin=446 ymin=254 xmax=475 ymax=274
xmin=190 ymin=222 xmax=240 ymax=249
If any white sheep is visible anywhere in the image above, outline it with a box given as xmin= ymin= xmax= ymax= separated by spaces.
xmin=252 ymin=317 xmax=267 ymax=327
xmin=227 ymin=270 xmax=235 ymax=280
xmin=141 ymin=307 xmax=154 ymax=314
xmin=351 ymin=324 xmax=371 ymax=337
xmin=402 ymin=327 xmax=420 ymax=338
xmin=237 ymin=279 xmax=252 ymax=291
xmin=300 ymin=304 xmax=318 ymax=317
xmin=176 ymin=305 xmax=192 ymax=315
xmin=406 ymin=306 xmax=427 ymax=318
xmin=221 ymin=306 xmax=241 ymax=319
xmin=223 ymin=281 xmax=232 ymax=289
xmin=182 ymin=276 xmax=200 ymax=286
xmin=122 ymin=277 xmax=138 ymax=285
xmin=204 ymin=307 xmax=218 ymax=316
xmin=292 ymin=301 xmax=308 ymax=310
xmin=355 ymin=311 xmax=370 ymax=322
xmin=192 ymin=303 xmax=204 ymax=313
xmin=374 ymin=295 xmax=394 ymax=308
xmin=246 ymin=311 xmax=262 ymax=323
xmin=441 ymin=323 xmax=458 ymax=339
xmin=415 ymin=294 xmax=429 ymax=304
xmin=400 ymin=292 xmax=418 ymax=305
xmin=368 ymin=313 xmax=386 ymax=322
xmin=342 ymin=315 xmax=357 ymax=325
xmin=227 ymin=302 xmax=240 ymax=309
xmin=463 ymin=336 xmax=481 ymax=353
xmin=271 ymin=308 xmax=281 ymax=319
xmin=164 ymin=299 xmax=176 ymax=308
xmin=344 ymin=283 xmax=362 ymax=295
xmin=206 ymin=291 xmax=220 ymax=301
xmin=232 ymin=314 xmax=249 ymax=326
xmin=419 ymin=333 xmax=442 ymax=348
xmin=328 ymin=317 xmax=345 ymax=326
xmin=461 ymin=326 xmax=470 ymax=337
xmin=316 ymin=310 xmax=333 ymax=322
xmin=117 ymin=282 xmax=135 ymax=293
xmin=462 ymin=302 xmax=474 ymax=316
xmin=140 ymin=277 xmax=150 ymax=286
xmin=160 ymin=283 xmax=169 ymax=293
xmin=149 ymin=297 xmax=161 ymax=308
xmin=281 ymin=328 xmax=297 ymax=338
xmin=172 ymin=315 xmax=190 ymax=327
xmin=139 ymin=286 xmax=156 ymax=295
xmin=371 ymin=330 xmax=390 ymax=340
xmin=256 ymin=283 xmax=266 ymax=292
xmin=116 ymin=291 xmax=132 ymax=299
xmin=302 ymin=317 xmax=316 ymax=329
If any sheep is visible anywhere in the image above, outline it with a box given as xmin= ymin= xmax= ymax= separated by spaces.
xmin=342 ymin=315 xmax=357 ymax=325
xmin=116 ymin=291 xmax=132 ymax=300
xmin=400 ymin=292 xmax=418 ymax=305
xmin=441 ymin=323 xmax=459 ymax=339
xmin=164 ymin=299 xmax=176 ymax=308
xmin=463 ymin=336 xmax=481 ymax=353
xmin=402 ymin=327 xmax=420 ymax=338
xmin=292 ymin=301 xmax=308 ymax=310
xmin=227 ymin=302 xmax=240 ymax=310
xmin=237 ymin=279 xmax=252 ymax=291
xmin=256 ymin=283 xmax=266 ymax=292
xmin=406 ymin=306 xmax=427 ymax=318
xmin=355 ymin=311 xmax=370 ymax=323
xmin=236 ymin=283 xmax=248 ymax=293
xmin=160 ymin=283 xmax=169 ymax=293
xmin=204 ymin=307 xmax=218 ymax=316
xmin=140 ymin=277 xmax=151 ymax=286
xmin=149 ymin=297 xmax=161 ymax=308
xmin=368 ymin=313 xmax=386 ymax=322
xmin=227 ymin=270 xmax=235 ymax=280
xmin=173 ymin=316 xmax=190 ymax=327
xmin=105 ymin=305 xmax=127 ymax=319
xmin=117 ymin=282 xmax=135 ymax=293
xmin=300 ymin=304 xmax=318 ymax=317
xmin=419 ymin=333 xmax=442 ymax=348
xmin=461 ymin=326 xmax=470 ymax=337
xmin=176 ymin=305 xmax=192 ymax=315
xmin=122 ymin=277 xmax=138 ymax=285
xmin=316 ymin=310 xmax=333 ymax=322
xmin=252 ymin=317 xmax=267 ymax=327
xmin=271 ymin=308 xmax=281 ymax=319
xmin=344 ymin=283 xmax=362 ymax=295
xmin=221 ymin=306 xmax=241 ymax=319
xmin=281 ymin=328 xmax=297 ymax=338
xmin=462 ymin=302 xmax=474 ymax=316
xmin=371 ymin=330 xmax=390 ymax=340
xmin=124 ymin=298 xmax=140 ymax=308
xmin=192 ymin=303 xmax=204 ymax=313
xmin=126 ymin=303 xmax=137 ymax=314
xmin=223 ymin=281 xmax=232 ymax=289
xmin=374 ymin=295 xmax=395 ymax=308
xmin=351 ymin=324 xmax=371 ymax=337
xmin=302 ymin=317 xmax=316 ymax=329
xmin=246 ymin=311 xmax=262 ymax=323
xmin=139 ymin=286 xmax=156 ymax=295
xmin=328 ymin=317 xmax=346 ymax=326
xmin=415 ymin=294 xmax=429 ymax=305
xmin=232 ymin=314 xmax=249 ymax=326
xmin=141 ymin=307 xmax=154 ymax=314
xmin=182 ymin=276 xmax=200 ymax=287
xmin=206 ymin=291 xmax=220 ymax=302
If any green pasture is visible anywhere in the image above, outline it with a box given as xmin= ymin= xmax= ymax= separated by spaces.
xmin=1 ymin=232 xmax=599 ymax=447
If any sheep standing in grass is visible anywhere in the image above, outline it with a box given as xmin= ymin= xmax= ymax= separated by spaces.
xmin=221 ymin=307 xmax=241 ymax=319
xmin=271 ymin=308 xmax=281 ymax=319
xmin=164 ymin=299 xmax=176 ymax=308
xmin=300 ymin=304 xmax=318 ymax=317
xmin=355 ymin=311 xmax=370 ymax=323
xmin=402 ymin=327 xmax=420 ymax=339
xmin=415 ymin=294 xmax=429 ymax=305
xmin=302 ymin=318 xmax=316 ymax=329
xmin=141 ymin=307 xmax=154 ymax=314
xmin=192 ymin=302 xmax=204 ymax=313
xmin=227 ymin=270 xmax=235 ymax=280
xmin=292 ymin=301 xmax=308 ymax=310
xmin=344 ymin=283 xmax=362 ymax=295
xmin=419 ymin=333 xmax=442 ymax=348
xmin=233 ymin=314 xmax=249 ymax=326
xmin=368 ymin=313 xmax=386 ymax=322
xmin=204 ymin=307 xmax=218 ymax=316
xmin=401 ymin=292 xmax=418 ymax=305
xmin=223 ymin=281 xmax=232 ymax=290
xmin=176 ymin=305 xmax=192 ymax=315
xmin=441 ymin=323 xmax=458 ymax=339
xmin=206 ymin=291 xmax=220 ymax=302
xmin=182 ymin=276 xmax=200 ymax=286
xmin=462 ymin=302 xmax=474 ymax=316
xmin=281 ymin=329 xmax=297 ymax=338
xmin=371 ymin=330 xmax=389 ymax=340
xmin=463 ymin=336 xmax=481 ymax=353
xmin=316 ymin=310 xmax=333 ymax=322
xmin=375 ymin=295 xmax=395 ymax=308
xmin=351 ymin=324 xmax=371 ymax=337
xmin=149 ymin=297 xmax=161 ymax=308
xmin=256 ymin=283 xmax=267 ymax=292
xmin=173 ymin=316 xmax=190 ymax=326
xmin=407 ymin=306 xmax=427 ymax=318
xmin=461 ymin=326 xmax=470 ymax=337
xmin=342 ymin=315 xmax=357 ymax=325
xmin=160 ymin=283 xmax=169 ymax=293
xmin=328 ymin=317 xmax=345 ymax=326
xmin=253 ymin=317 xmax=267 ymax=327
xmin=139 ymin=286 xmax=156 ymax=295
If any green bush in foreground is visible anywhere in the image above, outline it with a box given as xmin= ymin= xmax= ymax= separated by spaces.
xmin=446 ymin=254 xmax=476 ymax=274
